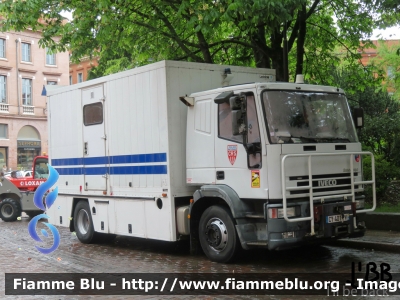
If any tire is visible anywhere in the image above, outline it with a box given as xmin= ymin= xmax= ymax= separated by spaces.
xmin=74 ymin=201 xmax=96 ymax=243
xmin=199 ymin=205 xmax=240 ymax=263
xmin=0 ymin=198 xmax=22 ymax=222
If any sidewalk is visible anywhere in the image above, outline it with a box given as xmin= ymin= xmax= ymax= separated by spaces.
xmin=330 ymin=230 xmax=400 ymax=252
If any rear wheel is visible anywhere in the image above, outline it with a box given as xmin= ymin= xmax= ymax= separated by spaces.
xmin=0 ymin=198 xmax=21 ymax=222
xmin=199 ymin=205 xmax=240 ymax=263
xmin=74 ymin=201 xmax=96 ymax=243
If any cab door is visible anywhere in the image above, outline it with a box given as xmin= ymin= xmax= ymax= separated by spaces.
xmin=82 ymin=85 xmax=107 ymax=191
xmin=214 ymin=91 xmax=265 ymax=198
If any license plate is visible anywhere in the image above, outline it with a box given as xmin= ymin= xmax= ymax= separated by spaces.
xmin=326 ymin=214 xmax=349 ymax=223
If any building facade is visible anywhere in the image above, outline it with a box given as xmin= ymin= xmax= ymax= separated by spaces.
xmin=359 ymin=39 xmax=400 ymax=97
xmin=359 ymin=40 xmax=399 ymax=65
xmin=69 ymin=56 xmax=99 ymax=85
xmin=0 ymin=29 xmax=69 ymax=171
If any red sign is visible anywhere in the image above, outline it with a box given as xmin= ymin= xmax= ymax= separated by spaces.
xmin=227 ymin=145 xmax=238 ymax=165
xmin=20 ymin=181 xmax=44 ymax=186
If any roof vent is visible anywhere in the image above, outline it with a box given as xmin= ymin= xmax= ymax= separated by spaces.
xmin=295 ymin=74 xmax=304 ymax=84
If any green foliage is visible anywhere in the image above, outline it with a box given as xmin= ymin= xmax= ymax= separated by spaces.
xmin=1 ymin=0 xmax=399 ymax=80
xmin=88 ymin=57 xmax=133 ymax=80
xmin=1 ymin=0 xmax=399 ymax=206
xmin=361 ymin=0 xmax=400 ymax=28
xmin=370 ymin=41 xmax=400 ymax=99
xmin=372 ymin=202 xmax=400 ymax=213
xmin=363 ymin=154 xmax=400 ymax=200
xmin=321 ymin=66 xmax=400 ymax=203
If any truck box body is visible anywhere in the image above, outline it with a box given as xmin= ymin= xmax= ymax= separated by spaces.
xmin=46 ymin=61 xmax=275 ymax=242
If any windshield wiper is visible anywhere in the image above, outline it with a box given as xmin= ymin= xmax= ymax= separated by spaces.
xmin=291 ymin=136 xmax=318 ymax=142
xmin=291 ymin=136 xmax=351 ymax=143
xmin=316 ymin=137 xmax=351 ymax=142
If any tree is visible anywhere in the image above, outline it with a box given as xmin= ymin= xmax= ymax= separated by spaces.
xmin=370 ymin=40 xmax=400 ymax=99
xmin=0 ymin=0 xmax=398 ymax=81
xmin=326 ymin=66 xmax=400 ymax=199
xmin=328 ymin=65 xmax=400 ymax=160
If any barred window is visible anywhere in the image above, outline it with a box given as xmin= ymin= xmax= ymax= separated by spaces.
xmin=0 ymin=76 xmax=6 ymax=103
xmin=0 ymin=124 xmax=8 ymax=139
xmin=0 ymin=39 xmax=5 ymax=58
xmin=21 ymin=43 xmax=31 ymax=62
xmin=46 ymin=47 xmax=56 ymax=65
xmin=22 ymin=78 xmax=32 ymax=105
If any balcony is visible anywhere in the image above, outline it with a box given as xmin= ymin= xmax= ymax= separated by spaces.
xmin=22 ymin=105 xmax=34 ymax=115
xmin=0 ymin=103 xmax=9 ymax=113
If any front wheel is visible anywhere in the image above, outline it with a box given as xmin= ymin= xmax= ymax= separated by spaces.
xmin=0 ymin=198 xmax=21 ymax=222
xmin=74 ymin=201 xmax=96 ymax=243
xmin=199 ymin=205 xmax=240 ymax=263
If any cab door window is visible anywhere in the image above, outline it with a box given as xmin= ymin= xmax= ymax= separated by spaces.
xmin=218 ymin=102 xmax=243 ymax=143
xmin=246 ymin=94 xmax=261 ymax=169
xmin=217 ymin=92 xmax=261 ymax=169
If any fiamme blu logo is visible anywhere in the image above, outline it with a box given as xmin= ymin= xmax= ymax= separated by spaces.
xmin=27 ymin=165 xmax=60 ymax=254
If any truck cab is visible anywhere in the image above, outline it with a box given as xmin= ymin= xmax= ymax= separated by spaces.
xmin=187 ymin=81 xmax=375 ymax=262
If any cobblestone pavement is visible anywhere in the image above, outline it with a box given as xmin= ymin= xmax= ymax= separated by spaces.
xmin=1 ymin=217 xmax=400 ymax=300
xmin=348 ymin=229 xmax=400 ymax=244
xmin=329 ymin=229 xmax=400 ymax=253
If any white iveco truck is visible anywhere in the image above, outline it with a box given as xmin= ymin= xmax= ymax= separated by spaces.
xmin=46 ymin=61 xmax=375 ymax=263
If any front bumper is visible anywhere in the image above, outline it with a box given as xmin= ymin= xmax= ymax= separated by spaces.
xmin=266 ymin=200 xmax=366 ymax=251
xmin=267 ymin=224 xmax=366 ymax=250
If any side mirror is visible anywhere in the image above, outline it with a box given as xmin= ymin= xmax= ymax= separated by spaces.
xmin=214 ymin=91 xmax=234 ymax=104
xmin=231 ymin=93 xmax=248 ymax=136
xmin=229 ymin=96 xmax=241 ymax=110
xmin=353 ymin=107 xmax=364 ymax=128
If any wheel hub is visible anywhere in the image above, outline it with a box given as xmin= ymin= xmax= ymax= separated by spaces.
xmin=1 ymin=204 xmax=13 ymax=217
xmin=76 ymin=209 xmax=90 ymax=234
xmin=205 ymin=218 xmax=228 ymax=252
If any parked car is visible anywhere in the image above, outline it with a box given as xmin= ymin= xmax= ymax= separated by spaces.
xmin=3 ymin=170 xmax=33 ymax=178
xmin=22 ymin=170 xmax=33 ymax=177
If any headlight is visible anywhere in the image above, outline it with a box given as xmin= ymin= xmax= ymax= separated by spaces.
xmin=355 ymin=200 xmax=365 ymax=209
xmin=269 ymin=207 xmax=296 ymax=219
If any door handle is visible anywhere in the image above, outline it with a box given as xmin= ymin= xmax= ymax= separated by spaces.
xmin=84 ymin=142 xmax=88 ymax=155
xmin=216 ymin=171 xmax=225 ymax=180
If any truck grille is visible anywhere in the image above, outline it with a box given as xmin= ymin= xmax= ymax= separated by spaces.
xmin=289 ymin=172 xmax=359 ymax=195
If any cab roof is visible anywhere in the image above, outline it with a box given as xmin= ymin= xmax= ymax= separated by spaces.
xmin=190 ymin=82 xmax=345 ymax=97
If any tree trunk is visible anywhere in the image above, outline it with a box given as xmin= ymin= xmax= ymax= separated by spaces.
xmin=251 ymin=25 xmax=271 ymax=69
xmin=270 ymin=28 xmax=285 ymax=82
xmin=196 ymin=31 xmax=213 ymax=63
xmin=295 ymin=4 xmax=307 ymax=77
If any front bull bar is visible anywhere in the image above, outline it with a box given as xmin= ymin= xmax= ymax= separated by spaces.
xmin=281 ymin=152 xmax=376 ymax=236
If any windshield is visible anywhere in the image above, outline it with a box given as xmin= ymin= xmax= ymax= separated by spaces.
xmin=34 ymin=158 xmax=49 ymax=179
xmin=262 ymin=91 xmax=357 ymax=144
